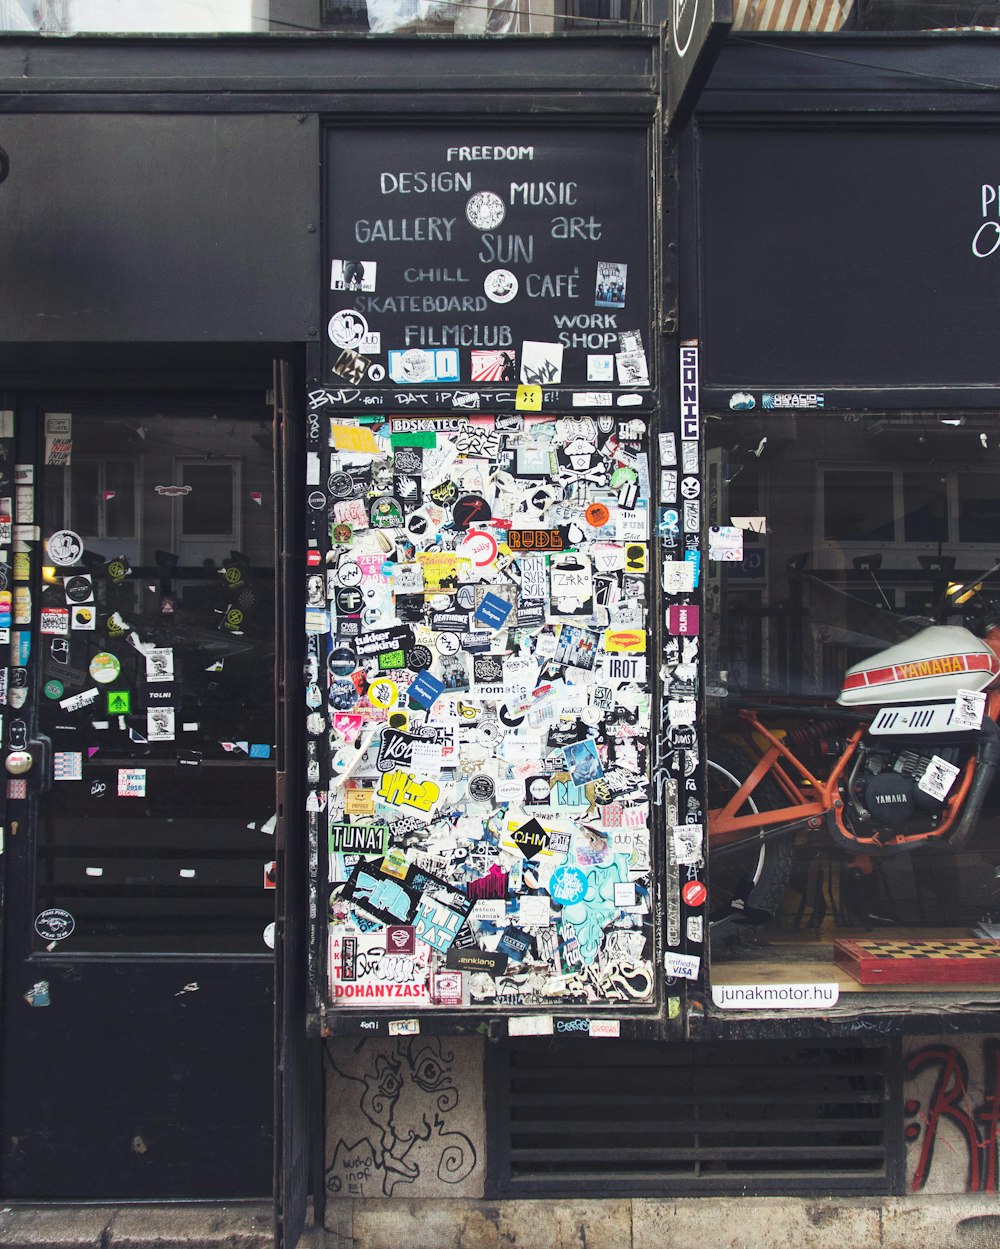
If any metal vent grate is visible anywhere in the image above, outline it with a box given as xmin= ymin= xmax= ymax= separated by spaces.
xmin=489 ymin=1040 xmax=901 ymax=1197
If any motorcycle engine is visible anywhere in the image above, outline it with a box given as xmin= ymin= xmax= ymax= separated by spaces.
xmin=850 ymin=742 xmax=960 ymax=830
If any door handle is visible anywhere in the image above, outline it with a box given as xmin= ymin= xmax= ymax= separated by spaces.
xmin=7 ymin=735 xmax=53 ymax=793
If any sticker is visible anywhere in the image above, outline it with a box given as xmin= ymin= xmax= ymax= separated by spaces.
xmin=667 ymin=605 xmax=700 ymax=636
xmin=681 ymin=880 xmax=706 ymax=907
xmin=665 ymin=953 xmax=701 ymax=980
xmin=328 ymin=309 xmax=369 ymax=350
xmin=595 ymin=261 xmax=627 ymax=308
xmin=39 ymin=606 xmax=68 ymax=635
xmin=53 ymin=751 xmax=83 ymax=781
xmin=34 ymin=908 xmax=75 ymax=941
xmin=89 ymin=653 xmax=121 ymax=684
xmin=954 ymin=688 xmax=987 ymax=730
xmin=117 ymin=768 xmax=147 ymax=798
xmin=70 ymin=605 xmax=96 ymax=630
xmin=330 ymin=259 xmax=377 ymax=292
xmin=367 ymin=678 xmax=399 ymax=710
xmin=466 ymin=190 xmax=506 ymax=230
xmin=484 ymin=268 xmax=518 ymax=303
xmin=515 ymin=384 xmax=542 ymax=411
xmin=712 ymin=983 xmax=840 ymax=1011
xmin=520 ymin=341 xmax=563 ymax=386
xmin=471 ymin=350 xmax=518 ymax=383
xmin=388 ymin=348 xmax=459 ymax=385
xmin=23 ymin=981 xmax=51 ymax=1007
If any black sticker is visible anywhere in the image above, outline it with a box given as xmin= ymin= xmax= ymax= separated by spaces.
xmin=406 ymin=645 xmax=433 ymax=671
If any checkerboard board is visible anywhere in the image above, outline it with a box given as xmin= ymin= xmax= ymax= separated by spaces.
xmin=834 ymin=937 xmax=1000 ymax=986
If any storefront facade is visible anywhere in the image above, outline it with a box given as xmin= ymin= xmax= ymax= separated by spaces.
xmin=3 ymin=11 xmax=1000 ymax=1245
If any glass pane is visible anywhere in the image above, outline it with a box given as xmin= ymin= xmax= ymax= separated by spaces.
xmin=180 ymin=463 xmax=235 ymax=537
xmin=958 ymin=473 xmax=1000 ymax=544
xmin=903 ymin=471 xmax=948 ymax=543
xmin=68 ymin=460 xmax=100 ymax=538
xmin=707 ymin=412 xmax=1000 ymax=1001
xmin=3 ymin=0 xmax=644 ymax=34
xmin=823 ymin=470 xmax=894 ymax=542
xmin=103 ymin=460 xmax=137 ymax=538
xmin=34 ymin=404 xmax=275 ymax=955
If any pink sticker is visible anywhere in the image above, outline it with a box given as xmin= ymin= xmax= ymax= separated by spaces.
xmin=667 ymin=605 xmax=700 ymax=635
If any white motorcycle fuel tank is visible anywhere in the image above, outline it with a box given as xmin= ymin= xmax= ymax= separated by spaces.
xmin=838 ymin=624 xmax=1000 ymax=707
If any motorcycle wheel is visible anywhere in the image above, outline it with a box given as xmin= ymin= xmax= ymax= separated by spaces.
xmin=707 ymin=746 xmax=794 ymax=955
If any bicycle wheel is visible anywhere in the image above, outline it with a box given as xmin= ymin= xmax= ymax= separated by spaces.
xmin=707 ymin=745 xmax=794 ymax=955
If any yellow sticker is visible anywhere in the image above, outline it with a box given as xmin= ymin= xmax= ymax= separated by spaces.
xmin=367 ymin=678 xmax=399 ymax=710
xmin=330 ymin=423 xmax=381 ymax=454
xmin=515 ymin=384 xmax=542 ymax=412
xmin=13 ymin=550 xmax=31 ymax=581
xmin=343 ymin=787 xmax=375 ymax=816
xmin=603 ymin=628 xmax=647 ymax=653
xmin=13 ymin=587 xmax=31 ymax=624
xmin=624 ymin=542 xmax=648 ymax=574
xmin=381 ymin=846 xmax=410 ymax=880
xmin=377 ymin=769 xmax=440 ymax=818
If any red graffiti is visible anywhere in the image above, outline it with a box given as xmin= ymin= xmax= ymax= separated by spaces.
xmin=906 ymin=1042 xmax=998 ymax=1192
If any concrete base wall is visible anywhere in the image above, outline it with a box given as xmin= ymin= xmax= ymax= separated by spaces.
xmin=324 ymin=1197 xmax=1000 ymax=1249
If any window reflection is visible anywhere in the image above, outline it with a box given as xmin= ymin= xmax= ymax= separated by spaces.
xmin=33 ymin=402 xmax=276 ymax=955
xmin=3 ymin=0 xmax=641 ymax=33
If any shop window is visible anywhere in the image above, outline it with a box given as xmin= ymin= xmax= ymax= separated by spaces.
xmin=3 ymin=0 xmax=646 ymax=33
xmin=707 ymin=412 xmax=1000 ymax=1009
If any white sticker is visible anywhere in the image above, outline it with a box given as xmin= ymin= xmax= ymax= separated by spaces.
xmin=672 ymin=823 xmax=703 ymax=865
xmin=712 ymin=983 xmax=840 ymax=1011
xmin=918 ymin=755 xmax=961 ymax=801
xmin=668 ymin=699 xmax=697 ymax=726
xmin=665 ymin=952 xmax=701 ymax=980
xmin=509 ymin=1014 xmax=554 ymax=1037
xmin=954 ymin=688 xmax=987 ymax=730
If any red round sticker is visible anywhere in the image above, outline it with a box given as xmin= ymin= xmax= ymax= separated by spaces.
xmin=681 ymin=880 xmax=707 ymax=908
xmin=585 ymin=502 xmax=610 ymax=527
xmin=460 ymin=529 xmax=498 ymax=568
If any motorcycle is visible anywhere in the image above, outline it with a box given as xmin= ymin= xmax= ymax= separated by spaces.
xmin=707 ymin=563 xmax=1000 ymax=951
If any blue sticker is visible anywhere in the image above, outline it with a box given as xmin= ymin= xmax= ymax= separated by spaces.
xmin=684 ymin=549 xmax=701 ymax=587
xmin=249 ymin=743 xmax=271 ymax=759
xmin=549 ymin=865 xmax=588 ymax=906
xmin=408 ymin=670 xmax=445 ymax=711
xmin=497 ymin=925 xmax=532 ymax=963
xmin=13 ymin=631 xmax=30 ymax=666
xmin=474 ymin=592 xmax=513 ymax=630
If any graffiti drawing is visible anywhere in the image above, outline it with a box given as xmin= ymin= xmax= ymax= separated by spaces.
xmin=325 ymin=1037 xmax=478 ymax=1198
xmin=905 ymin=1039 xmax=1000 ymax=1192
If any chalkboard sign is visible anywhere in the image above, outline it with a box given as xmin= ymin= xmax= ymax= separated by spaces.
xmin=324 ymin=125 xmax=652 ymax=405
xmin=696 ymin=125 xmax=1000 ymax=400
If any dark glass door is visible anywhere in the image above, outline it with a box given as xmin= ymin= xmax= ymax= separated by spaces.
xmin=1 ymin=391 xmax=278 ymax=1198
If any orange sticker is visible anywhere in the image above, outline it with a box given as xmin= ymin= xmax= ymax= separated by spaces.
xmin=585 ymin=503 xmax=610 ymax=527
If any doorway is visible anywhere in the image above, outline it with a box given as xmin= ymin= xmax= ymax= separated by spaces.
xmin=0 ymin=391 xmax=278 ymax=1198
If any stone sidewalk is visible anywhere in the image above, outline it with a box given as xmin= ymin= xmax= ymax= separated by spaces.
xmin=6 ymin=1197 xmax=1000 ymax=1249
xmin=0 ymin=1205 xmax=275 ymax=1249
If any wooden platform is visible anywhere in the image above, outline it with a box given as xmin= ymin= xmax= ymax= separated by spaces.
xmin=713 ymin=928 xmax=1000 ymax=994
